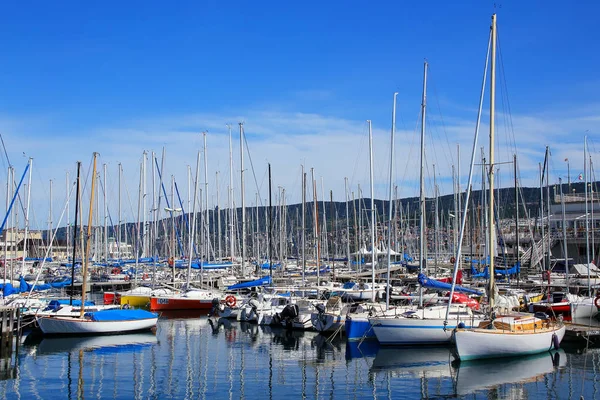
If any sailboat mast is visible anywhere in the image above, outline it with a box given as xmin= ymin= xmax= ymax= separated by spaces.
xmin=80 ymin=153 xmax=98 ymax=318
xmin=240 ymin=122 xmax=246 ymax=276
xmin=419 ymin=61 xmax=428 ymax=308
xmin=368 ymin=120 xmax=376 ymax=301
xmin=585 ymin=136 xmax=591 ymax=293
xmin=386 ymin=93 xmax=397 ymax=310
xmin=344 ymin=177 xmax=351 ymax=273
xmin=488 ymin=13 xmax=497 ymax=309
xmin=69 ymin=162 xmax=81 ymax=305
xmin=302 ymin=165 xmax=306 ymax=286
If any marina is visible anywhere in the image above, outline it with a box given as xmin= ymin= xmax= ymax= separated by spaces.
xmin=0 ymin=2 xmax=598 ymax=399
xmin=0 ymin=314 xmax=599 ymax=399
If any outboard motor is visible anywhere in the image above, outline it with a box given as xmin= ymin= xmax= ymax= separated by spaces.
xmin=209 ymin=297 xmax=221 ymax=317
xmin=249 ymin=299 xmax=260 ymax=312
xmin=280 ymin=304 xmax=299 ymax=329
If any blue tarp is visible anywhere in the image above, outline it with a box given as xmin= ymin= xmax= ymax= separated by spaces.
xmin=496 ymin=262 xmax=520 ymax=276
xmin=261 ymin=262 xmax=282 ymax=270
xmin=25 ymin=257 xmax=53 ymax=262
xmin=45 ymin=299 xmax=95 ymax=311
xmin=472 ymin=266 xmax=490 ymax=279
xmin=417 ymin=273 xmax=483 ymax=295
xmin=227 ymin=276 xmax=272 ymax=290
xmin=85 ymin=309 xmax=158 ymax=321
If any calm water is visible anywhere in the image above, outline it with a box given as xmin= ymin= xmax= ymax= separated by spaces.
xmin=1 ymin=314 xmax=600 ymax=399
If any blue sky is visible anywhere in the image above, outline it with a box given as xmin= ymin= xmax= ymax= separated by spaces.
xmin=0 ymin=1 xmax=598 ymax=228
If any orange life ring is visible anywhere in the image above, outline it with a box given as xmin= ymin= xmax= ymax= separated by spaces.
xmin=168 ymin=257 xmax=175 ymax=267
xmin=225 ymin=295 xmax=237 ymax=308
xmin=450 ymin=256 xmax=456 ymax=264
xmin=594 ymin=295 xmax=600 ymax=310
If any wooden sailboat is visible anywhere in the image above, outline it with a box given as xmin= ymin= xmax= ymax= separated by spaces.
xmin=453 ymin=14 xmax=565 ymax=361
xmin=37 ymin=154 xmax=158 ymax=335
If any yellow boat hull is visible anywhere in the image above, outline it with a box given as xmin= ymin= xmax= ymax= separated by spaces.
xmin=120 ymin=295 xmax=151 ymax=308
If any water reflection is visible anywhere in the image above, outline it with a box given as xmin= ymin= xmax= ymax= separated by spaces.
xmin=0 ymin=315 xmax=596 ymax=399
xmin=453 ymin=350 xmax=566 ymax=396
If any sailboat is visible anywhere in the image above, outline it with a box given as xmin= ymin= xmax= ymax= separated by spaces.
xmin=37 ymin=155 xmax=158 ymax=335
xmin=368 ymin=62 xmax=482 ymax=346
xmin=453 ymin=14 xmax=565 ymax=361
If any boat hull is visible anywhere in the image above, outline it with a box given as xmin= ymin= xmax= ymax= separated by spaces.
xmin=345 ymin=316 xmax=376 ymax=341
xmin=150 ymin=297 xmax=214 ymax=311
xmin=120 ymin=295 xmax=151 ymax=308
xmin=37 ymin=316 xmax=158 ymax=335
xmin=454 ymin=325 xmax=566 ymax=361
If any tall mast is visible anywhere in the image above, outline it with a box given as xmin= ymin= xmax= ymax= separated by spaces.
xmin=216 ymin=171 xmax=221 ymax=261
xmin=344 ymin=177 xmax=351 ymax=274
xmin=419 ymin=61 xmax=428 ymax=308
xmin=514 ymin=154 xmax=520 ymax=286
xmin=239 ymin=122 xmax=246 ymax=276
xmin=103 ymin=163 xmax=108 ymax=262
xmin=118 ymin=163 xmax=122 ymax=260
xmin=69 ymin=162 xmax=81 ymax=305
xmin=488 ymin=13 xmax=497 ymax=309
xmin=204 ymin=131 xmax=210 ymax=261
xmin=386 ymin=93 xmax=398 ymax=310
xmin=80 ymin=153 xmax=98 ymax=318
xmin=66 ymin=171 xmax=70 ymax=264
xmin=48 ymin=179 xmax=53 ymax=256
xmin=368 ymin=120 xmax=376 ymax=302
xmin=227 ymin=124 xmax=235 ymax=261
xmin=187 ymin=151 xmax=201 ymax=286
xmin=585 ymin=136 xmax=591 ymax=293
xmin=20 ymin=158 xmax=33 ymax=276
xmin=301 ymin=165 xmax=306 ymax=286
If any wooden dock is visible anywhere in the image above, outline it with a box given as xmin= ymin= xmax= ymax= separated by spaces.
xmin=564 ymin=322 xmax=600 ymax=344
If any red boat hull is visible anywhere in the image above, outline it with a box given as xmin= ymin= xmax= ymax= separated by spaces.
xmin=532 ymin=302 xmax=571 ymax=320
xmin=150 ymin=297 xmax=214 ymax=311
xmin=103 ymin=292 xmax=121 ymax=305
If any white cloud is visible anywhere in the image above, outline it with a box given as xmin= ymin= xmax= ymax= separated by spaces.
xmin=0 ymin=104 xmax=598 ymax=229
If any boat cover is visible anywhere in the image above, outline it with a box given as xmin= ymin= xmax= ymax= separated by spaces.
xmin=227 ymin=276 xmax=272 ymax=290
xmin=85 ymin=309 xmax=158 ymax=321
xmin=417 ymin=273 xmax=482 ymax=295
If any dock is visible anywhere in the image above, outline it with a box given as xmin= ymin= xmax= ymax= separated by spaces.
xmin=564 ymin=322 xmax=600 ymax=345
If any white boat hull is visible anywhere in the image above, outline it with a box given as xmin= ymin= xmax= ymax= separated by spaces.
xmin=37 ymin=316 xmax=158 ymax=335
xmin=370 ymin=317 xmax=476 ymax=345
xmin=570 ymin=298 xmax=599 ymax=320
xmin=454 ymin=325 xmax=566 ymax=361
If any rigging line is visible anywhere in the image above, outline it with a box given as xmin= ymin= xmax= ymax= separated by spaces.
xmin=399 ymin=108 xmax=423 ymax=195
xmin=497 ymin=31 xmax=519 ymax=157
xmin=241 ymin=125 xmax=264 ymax=207
xmin=348 ymin=121 xmax=369 ymax=190
xmin=428 ymin=66 xmax=455 ymax=167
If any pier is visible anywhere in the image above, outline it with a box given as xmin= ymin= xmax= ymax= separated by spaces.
xmin=564 ymin=322 xmax=600 ymax=345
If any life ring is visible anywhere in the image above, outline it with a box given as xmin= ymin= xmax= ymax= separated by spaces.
xmin=168 ymin=257 xmax=175 ymax=267
xmin=594 ymin=295 xmax=600 ymax=310
xmin=143 ymin=273 xmax=148 ymax=280
xmin=450 ymin=256 xmax=456 ymax=264
xmin=225 ymin=295 xmax=237 ymax=308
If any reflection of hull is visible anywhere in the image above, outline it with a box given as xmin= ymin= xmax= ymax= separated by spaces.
xmin=455 ymin=350 xmax=565 ymax=395
xmin=345 ymin=340 xmax=379 ymax=360
xmin=150 ymin=296 xmax=213 ymax=311
xmin=454 ymin=325 xmax=566 ymax=360
xmin=37 ymin=333 xmax=158 ymax=354
xmin=371 ymin=346 xmax=453 ymax=377
xmin=37 ymin=316 xmax=158 ymax=335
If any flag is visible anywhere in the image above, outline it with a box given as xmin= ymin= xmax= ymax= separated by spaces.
xmin=564 ymin=158 xmax=568 ymax=162
xmin=578 ymin=173 xmax=583 ymax=181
